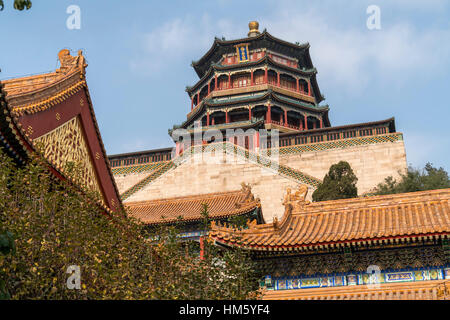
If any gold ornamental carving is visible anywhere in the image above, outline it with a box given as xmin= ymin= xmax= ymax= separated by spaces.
xmin=34 ymin=116 xmax=103 ymax=200
xmin=282 ymin=184 xmax=311 ymax=216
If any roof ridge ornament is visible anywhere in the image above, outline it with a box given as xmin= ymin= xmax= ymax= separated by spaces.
xmin=56 ymin=49 xmax=87 ymax=74
xmin=282 ymin=185 xmax=311 ymax=217
xmin=248 ymin=21 xmax=260 ymax=37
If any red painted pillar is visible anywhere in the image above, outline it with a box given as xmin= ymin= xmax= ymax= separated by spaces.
xmin=284 ymin=109 xmax=288 ymax=127
xmin=191 ymin=96 xmax=194 ymax=111
xmin=228 ymin=73 xmax=231 ymax=89
xmin=225 ymin=110 xmax=229 ymax=123
xmin=264 ymin=67 xmax=268 ymax=84
xmin=254 ymin=131 xmax=260 ymax=149
xmin=320 ymin=118 xmax=323 ymax=128
xmin=313 ymin=120 xmax=316 ymax=129
xmin=308 ymin=81 xmax=312 ymax=96
xmin=197 ymin=93 xmax=200 ymax=105
xmin=212 ymin=117 xmax=215 ymax=125
xmin=206 ymin=112 xmax=210 ymax=126
xmin=304 ymin=114 xmax=308 ymax=130
xmin=248 ymin=107 xmax=252 ymax=121
xmin=267 ymin=104 xmax=272 ymax=123
xmin=277 ymin=72 xmax=280 ymax=87
xmin=215 ymin=74 xmax=218 ymax=90
xmin=296 ymin=78 xmax=300 ymax=92
xmin=251 ymin=70 xmax=254 ymax=86
xmin=200 ymin=236 xmax=204 ymax=260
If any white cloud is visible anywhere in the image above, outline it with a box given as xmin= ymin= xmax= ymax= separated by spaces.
xmin=264 ymin=8 xmax=450 ymax=94
xmin=130 ymin=3 xmax=450 ymax=95
xmin=130 ymin=14 xmax=240 ymax=74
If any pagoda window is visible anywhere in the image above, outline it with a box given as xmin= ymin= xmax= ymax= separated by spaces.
xmin=218 ymin=75 xmax=229 ymax=90
xmin=231 ymin=73 xmax=251 ymax=88
xmin=253 ymin=70 xmax=265 ymax=85
xmin=299 ymin=79 xmax=308 ymax=94
xmin=212 ymin=112 xmax=226 ymax=125
xmin=280 ymin=74 xmax=296 ymax=90
xmin=267 ymin=70 xmax=277 ymax=85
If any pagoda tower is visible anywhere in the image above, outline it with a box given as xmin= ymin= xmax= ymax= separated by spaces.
xmin=171 ymin=21 xmax=330 ymax=152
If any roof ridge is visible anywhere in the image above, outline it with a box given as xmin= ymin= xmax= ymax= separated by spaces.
xmin=125 ymin=189 xmax=246 ymax=205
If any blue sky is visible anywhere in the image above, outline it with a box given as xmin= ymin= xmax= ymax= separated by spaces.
xmin=1 ymin=0 xmax=449 ymax=171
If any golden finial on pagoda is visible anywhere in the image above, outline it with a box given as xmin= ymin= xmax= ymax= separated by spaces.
xmin=248 ymin=21 xmax=260 ymax=37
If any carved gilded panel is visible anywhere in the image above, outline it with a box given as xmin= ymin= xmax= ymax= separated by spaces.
xmin=34 ymin=116 xmax=103 ymax=200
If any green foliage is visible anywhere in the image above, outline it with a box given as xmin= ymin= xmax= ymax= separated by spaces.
xmin=0 ymin=148 xmax=260 ymax=299
xmin=312 ymin=161 xmax=358 ymax=202
xmin=0 ymin=0 xmax=32 ymax=11
xmin=372 ymin=162 xmax=450 ymax=195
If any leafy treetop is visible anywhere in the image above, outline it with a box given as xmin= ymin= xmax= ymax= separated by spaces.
xmin=0 ymin=0 xmax=32 ymax=11
xmin=372 ymin=162 xmax=450 ymax=195
xmin=312 ymin=161 xmax=358 ymax=202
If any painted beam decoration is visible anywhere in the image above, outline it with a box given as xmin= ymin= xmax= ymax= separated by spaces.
xmin=267 ymin=267 xmax=449 ymax=291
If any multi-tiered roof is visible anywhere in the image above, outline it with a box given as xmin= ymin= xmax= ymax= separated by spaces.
xmin=173 ymin=22 xmax=331 ymax=136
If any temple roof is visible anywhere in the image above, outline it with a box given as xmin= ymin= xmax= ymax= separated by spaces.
xmin=192 ymin=30 xmax=312 ymax=78
xmin=0 ymin=49 xmax=123 ymax=213
xmin=210 ymin=188 xmax=450 ymax=251
xmin=125 ymin=189 xmax=262 ymax=225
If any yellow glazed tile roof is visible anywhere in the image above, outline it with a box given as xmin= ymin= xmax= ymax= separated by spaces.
xmin=211 ymin=188 xmax=450 ymax=250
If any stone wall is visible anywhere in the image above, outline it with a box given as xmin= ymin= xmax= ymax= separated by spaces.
xmin=114 ymin=138 xmax=407 ymax=222
xmin=114 ymin=171 xmax=149 ymax=194
xmin=123 ymin=151 xmax=309 ymax=223
xmin=278 ymin=139 xmax=407 ymax=194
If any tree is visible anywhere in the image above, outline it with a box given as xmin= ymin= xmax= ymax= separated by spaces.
xmin=0 ymin=0 xmax=31 ymax=11
xmin=372 ymin=162 xmax=450 ymax=195
xmin=312 ymin=161 xmax=358 ymax=202
xmin=0 ymin=148 xmax=261 ymax=299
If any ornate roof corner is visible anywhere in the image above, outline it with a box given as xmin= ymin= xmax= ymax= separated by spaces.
xmin=282 ymin=184 xmax=311 ymax=217
xmin=272 ymin=216 xmax=280 ymax=230
xmin=56 ymin=49 xmax=87 ymax=75
xmin=235 ymin=182 xmax=257 ymax=208
xmin=246 ymin=219 xmax=257 ymax=228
